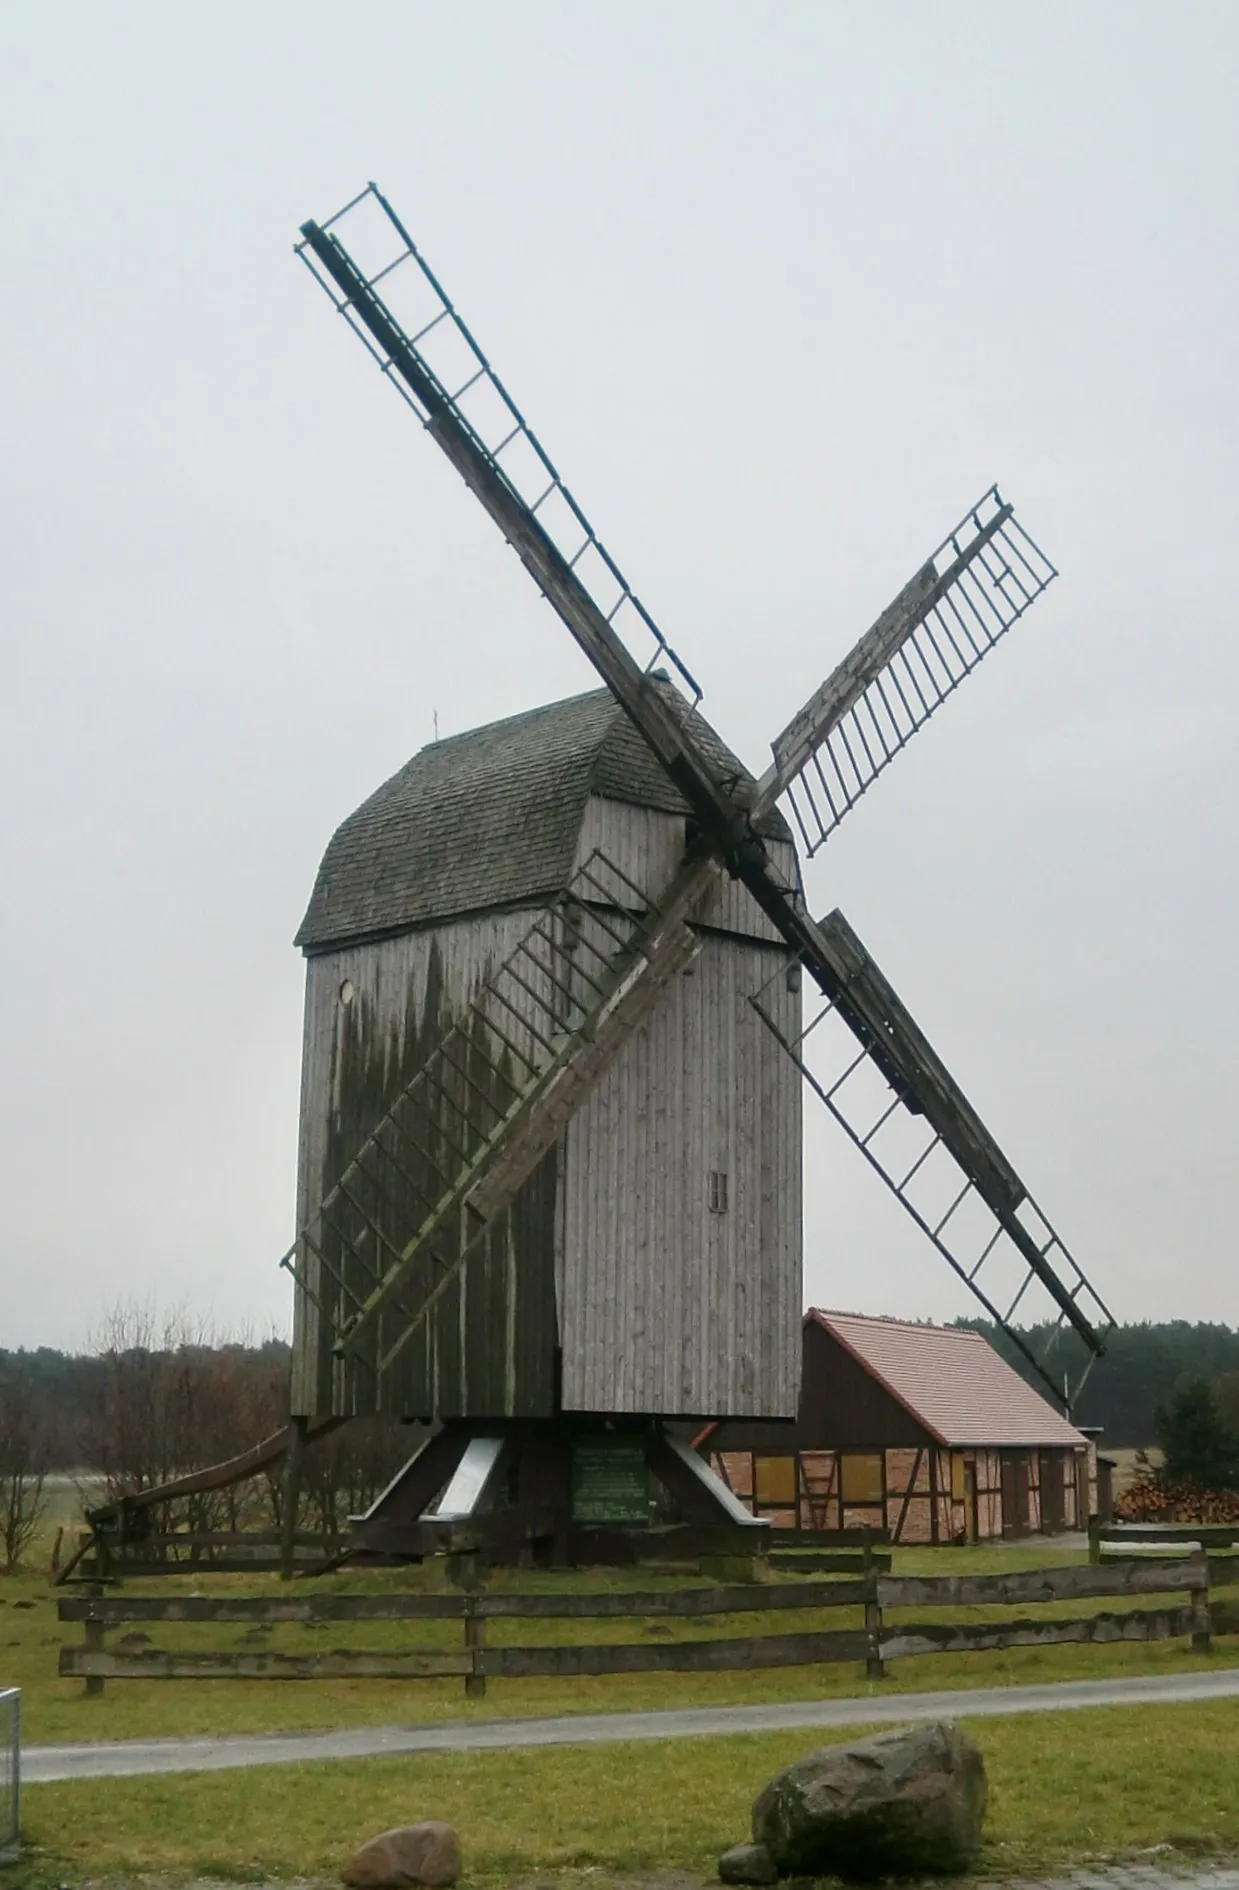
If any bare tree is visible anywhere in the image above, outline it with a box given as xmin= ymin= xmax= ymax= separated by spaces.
xmin=85 ymin=1301 xmax=255 ymax=1503
xmin=301 ymin=1418 xmax=414 ymax=1543
xmin=79 ymin=1300 xmax=419 ymax=1554
xmin=0 ymin=1373 xmax=50 ymax=1572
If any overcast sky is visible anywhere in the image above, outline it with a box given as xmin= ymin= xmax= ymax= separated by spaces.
xmin=4 ymin=3 xmax=1237 ymax=1352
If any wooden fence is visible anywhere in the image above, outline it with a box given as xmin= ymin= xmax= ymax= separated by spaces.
xmin=766 ymin=1527 xmax=891 ymax=1576
xmin=1090 ymin=1520 xmax=1239 ymax=1560
xmin=69 ymin=1532 xmax=336 ymax=1580
xmin=67 ymin=1523 xmax=889 ymax=1586
xmin=59 ymin=1555 xmax=1218 ymax=1698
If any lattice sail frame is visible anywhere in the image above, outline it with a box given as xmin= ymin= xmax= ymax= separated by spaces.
xmin=298 ymin=189 xmax=1059 ymax=869
xmin=759 ymin=491 xmax=1058 ymax=853
xmin=297 ymin=183 xmax=704 ymax=709
xmin=749 ymin=931 xmax=1117 ymax=1406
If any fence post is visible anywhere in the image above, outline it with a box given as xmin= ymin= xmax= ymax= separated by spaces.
xmin=463 ymin=1593 xmax=487 ymax=1700
xmin=864 ymin=1569 xmax=884 ymax=1681
xmin=1189 ymin=1551 xmax=1212 ymax=1654
xmin=280 ymin=1417 xmax=308 ymax=1583
xmin=448 ymin=1549 xmax=486 ymax=1699
xmin=82 ymin=1585 xmax=106 ymax=1698
xmin=1087 ymin=1516 xmax=1101 ymax=1564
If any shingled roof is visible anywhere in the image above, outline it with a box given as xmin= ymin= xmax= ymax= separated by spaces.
xmin=297 ymin=681 xmax=788 ymax=952
xmin=809 ymin=1310 xmax=1086 ymax=1449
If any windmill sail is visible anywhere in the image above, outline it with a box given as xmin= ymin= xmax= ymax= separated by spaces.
xmin=753 ymin=492 xmax=1057 ymax=849
xmin=296 ymin=182 xmax=1113 ymax=1404
xmin=298 ymin=189 xmax=1056 ymax=882
xmin=750 ymin=909 xmax=1116 ymax=1406
xmin=296 ymin=187 xmax=743 ymax=851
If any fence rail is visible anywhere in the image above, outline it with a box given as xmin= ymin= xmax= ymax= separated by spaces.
xmin=69 ymin=1524 xmax=889 ymax=1587
xmin=58 ymin=1556 xmax=1218 ymax=1698
xmin=1090 ymin=1520 xmax=1239 ymax=1559
xmin=65 ymin=1530 xmax=335 ymax=1582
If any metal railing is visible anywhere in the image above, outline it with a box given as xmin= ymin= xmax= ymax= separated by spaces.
xmin=0 ymin=1688 xmax=19 ymax=1863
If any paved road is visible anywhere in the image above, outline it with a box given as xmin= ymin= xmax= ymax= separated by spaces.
xmin=24 ymin=1665 xmax=1239 ymax=1784
xmin=976 ymin=1874 xmax=1239 ymax=1890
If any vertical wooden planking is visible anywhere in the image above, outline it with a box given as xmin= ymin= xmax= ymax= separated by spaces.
xmin=572 ymin=804 xmax=800 ymax=947
xmin=292 ymin=910 xmax=561 ymax=1420
xmin=573 ymin=801 xmax=681 ymax=907
xmin=560 ymin=927 xmax=800 ymax=1417
xmin=293 ymin=789 xmax=803 ymax=1426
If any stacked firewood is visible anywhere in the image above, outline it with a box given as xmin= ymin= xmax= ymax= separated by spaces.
xmin=1115 ymin=1473 xmax=1239 ymax=1524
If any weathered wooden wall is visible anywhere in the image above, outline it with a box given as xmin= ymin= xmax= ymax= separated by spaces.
xmin=560 ymin=929 xmax=801 ymax=1416
xmin=291 ymin=908 xmax=560 ymax=1420
xmin=706 ymin=1318 xmax=927 ymax=1453
xmin=292 ymin=793 xmax=803 ymax=1424
xmin=574 ymin=801 xmax=800 ymax=945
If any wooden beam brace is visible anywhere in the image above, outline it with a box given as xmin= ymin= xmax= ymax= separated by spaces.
xmin=468 ymin=857 xmax=719 ymax=1219
xmin=85 ymin=1418 xmax=347 ymax=1528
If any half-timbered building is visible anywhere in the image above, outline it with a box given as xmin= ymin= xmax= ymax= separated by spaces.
xmin=700 ymin=1310 xmax=1092 ymax=1542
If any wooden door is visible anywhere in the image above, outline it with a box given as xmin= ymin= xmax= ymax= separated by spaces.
xmin=964 ymin=1460 xmax=979 ymax=1543
xmin=1039 ymin=1451 xmax=1066 ymax=1533
xmin=1001 ymin=1452 xmax=1032 ymax=1538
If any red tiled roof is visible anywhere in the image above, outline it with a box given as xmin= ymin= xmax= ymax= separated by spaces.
xmin=808 ymin=1309 xmax=1087 ymax=1449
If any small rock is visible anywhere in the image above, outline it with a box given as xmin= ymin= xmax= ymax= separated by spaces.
xmin=719 ymin=1839 xmax=778 ymax=1884
xmin=752 ymin=1719 xmax=986 ymax=1879
xmin=343 ymin=1821 xmax=461 ymax=1888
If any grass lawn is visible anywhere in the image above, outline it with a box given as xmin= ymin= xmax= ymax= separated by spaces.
xmin=15 ymin=1698 xmax=1239 ymax=1885
xmin=5 ymin=1529 xmax=1239 ymax=1885
xmin=5 ymin=1535 xmax=1237 ymax=1746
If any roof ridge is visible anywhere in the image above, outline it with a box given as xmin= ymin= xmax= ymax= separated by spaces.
xmin=421 ymin=685 xmax=614 ymax=757
xmin=809 ymin=1306 xmax=986 ymax=1339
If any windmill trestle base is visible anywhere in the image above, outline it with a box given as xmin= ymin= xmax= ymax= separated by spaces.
xmin=348 ymin=1417 xmax=770 ymax=1571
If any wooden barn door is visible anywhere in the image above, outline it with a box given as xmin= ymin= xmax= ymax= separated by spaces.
xmin=1039 ymin=1451 xmax=1066 ymax=1533
xmin=1001 ymin=1452 xmax=1032 ymax=1539
xmin=1073 ymin=1452 xmax=1090 ymax=1528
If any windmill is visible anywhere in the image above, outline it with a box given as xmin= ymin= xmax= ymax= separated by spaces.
xmin=287 ymin=182 xmax=1115 ymax=1561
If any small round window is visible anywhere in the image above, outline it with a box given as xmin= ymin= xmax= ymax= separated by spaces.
xmin=339 ymin=979 xmax=356 ymax=1007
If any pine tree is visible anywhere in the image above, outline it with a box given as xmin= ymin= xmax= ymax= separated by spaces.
xmin=1155 ymin=1376 xmax=1239 ymax=1491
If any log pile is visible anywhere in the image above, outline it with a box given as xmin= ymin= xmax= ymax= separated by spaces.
xmin=1115 ymin=1473 xmax=1239 ymax=1525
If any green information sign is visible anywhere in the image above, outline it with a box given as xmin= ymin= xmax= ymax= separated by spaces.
xmin=570 ymin=1438 xmax=651 ymax=1524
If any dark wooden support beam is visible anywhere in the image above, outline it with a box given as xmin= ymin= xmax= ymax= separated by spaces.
xmin=86 ymin=1416 xmax=348 ymax=1529
xmin=892 ymin=1446 xmax=925 ymax=1547
xmin=929 ymin=1447 xmax=940 ymax=1547
xmin=279 ymin=1417 xmax=308 ymax=1582
xmin=350 ymin=1425 xmax=474 ymax=1540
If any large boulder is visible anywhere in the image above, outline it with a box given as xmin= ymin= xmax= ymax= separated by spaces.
xmin=343 ymin=1821 xmax=461 ymax=1888
xmin=750 ymin=1720 xmax=986 ymax=1879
